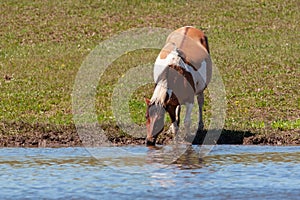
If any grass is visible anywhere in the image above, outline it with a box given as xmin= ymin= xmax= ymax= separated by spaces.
xmin=0 ymin=0 xmax=299 ymax=139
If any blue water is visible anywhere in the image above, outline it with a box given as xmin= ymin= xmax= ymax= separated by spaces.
xmin=0 ymin=145 xmax=300 ymax=199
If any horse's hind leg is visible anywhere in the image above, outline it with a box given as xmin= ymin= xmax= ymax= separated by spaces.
xmin=184 ymin=103 xmax=194 ymax=135
xmin=190 ymin=92 xmax=206 ymax=144
xmin=197 ymin=91 xmax=204 ymax=132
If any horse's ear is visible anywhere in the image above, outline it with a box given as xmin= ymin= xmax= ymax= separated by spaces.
xmin=200 ymin=35 xmax=210 ymax=54
xmin=144 ymin=97 xmax=151 ymax=106
xmin=204 ymin=36 xmax=210 ymax=54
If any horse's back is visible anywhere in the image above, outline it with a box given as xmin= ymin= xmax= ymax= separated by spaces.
xmin=165 ymin=26 xmax=210 ymax=71
xmin=155 ymin=26 xmax=212 ymax=87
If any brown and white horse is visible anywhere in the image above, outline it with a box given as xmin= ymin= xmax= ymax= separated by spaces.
xmin=145 ymin=26 xmax=212 ymax=146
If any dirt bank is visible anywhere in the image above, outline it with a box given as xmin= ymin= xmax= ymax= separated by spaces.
xmin=0 ymin=121 xmax=299 ymax=147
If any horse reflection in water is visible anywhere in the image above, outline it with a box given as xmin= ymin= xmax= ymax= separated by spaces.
xmin=145 ymin=26 xmax=212 ymax=146
xmin=146 ymin=145 xmax=205 ymax=170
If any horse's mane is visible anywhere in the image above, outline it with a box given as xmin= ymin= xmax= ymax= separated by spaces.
xmin=150 ymin=79 xmax=168 ymax=105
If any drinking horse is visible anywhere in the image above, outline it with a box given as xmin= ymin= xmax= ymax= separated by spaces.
xmin=145 ymin=26 xmax=212 ymax=146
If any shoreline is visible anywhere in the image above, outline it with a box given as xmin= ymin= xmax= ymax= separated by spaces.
xmin=0 ymin=121 xmax=299 ymax=147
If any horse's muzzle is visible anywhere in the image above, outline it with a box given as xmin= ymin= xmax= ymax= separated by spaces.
xmin=146 ymin=138 xmax=156 ymax=146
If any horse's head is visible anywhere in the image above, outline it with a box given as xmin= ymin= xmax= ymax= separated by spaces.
xmin=145 ymin=98 xmax=165 ymax=146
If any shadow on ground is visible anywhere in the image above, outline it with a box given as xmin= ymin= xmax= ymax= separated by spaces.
xmin=157 ymin=128 xmax=300 ymax=145
xmin=191 ymin=129 xmax=254 ymax=145
xmin=157 ymin=129 xmax=255 ymax=145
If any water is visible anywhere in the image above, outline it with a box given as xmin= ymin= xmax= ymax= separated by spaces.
xmin=1 ymin=145 xmax=300 ymax=199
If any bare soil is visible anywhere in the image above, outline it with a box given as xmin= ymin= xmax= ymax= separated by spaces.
xmin=0 ymin=121 xmax=299 ymax=147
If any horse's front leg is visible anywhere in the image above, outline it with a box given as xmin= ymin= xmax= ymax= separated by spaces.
xmin=197 ymin=91 xmax=204 ymax=132
xmin=168 ymin=105 xmax=181 ymax=135
xmin=184 ymin=103 xmax=194 ymax=135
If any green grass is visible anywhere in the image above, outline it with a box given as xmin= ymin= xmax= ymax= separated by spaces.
xmin=0 ymin=0 xmax=299 ymax=137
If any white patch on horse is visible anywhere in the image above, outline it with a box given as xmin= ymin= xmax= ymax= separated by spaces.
xmin=150 ymin=79 xmax=168 ymax=105
xmin=179 ymin=58 xmax=191 ymax=73
xmin=177 ymin=58 xmax=206 ymax=95
xmin=170 ymin=122 xmax=178 ymax=134
xmin=175 ymin=105 xmax=180 ymax=122
xmin=199 ymin=60 xmax=207 ymax=84
xmin=169 ymin=103 xmax=181 ymax=135
xmin=154 ymin=49 xmax=180 ymax=83
xmin=167 ymin=89 xmax=172 ymax=98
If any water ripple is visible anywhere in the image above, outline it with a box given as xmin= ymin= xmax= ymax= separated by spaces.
xmin=0 ymin=146 xmax=300 ymax=199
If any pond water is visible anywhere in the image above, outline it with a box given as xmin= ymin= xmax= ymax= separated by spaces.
xmin=0 ymin=145 xmax=300 ymax=199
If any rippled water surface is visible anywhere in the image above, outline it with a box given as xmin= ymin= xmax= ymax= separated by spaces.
xmin=1 ymin=145 xmax=300 ymax=199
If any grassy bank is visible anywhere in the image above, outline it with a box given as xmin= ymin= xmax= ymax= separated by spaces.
xmin=0 ymin=0 xmax=299 ymax=145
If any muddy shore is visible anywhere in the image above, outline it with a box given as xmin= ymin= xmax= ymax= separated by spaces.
xmin=0 ymin=121 xmax=299 ymax=147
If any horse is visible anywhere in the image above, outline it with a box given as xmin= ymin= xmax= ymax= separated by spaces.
xmin=145 ymin=26 xmax=212 ymax=146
